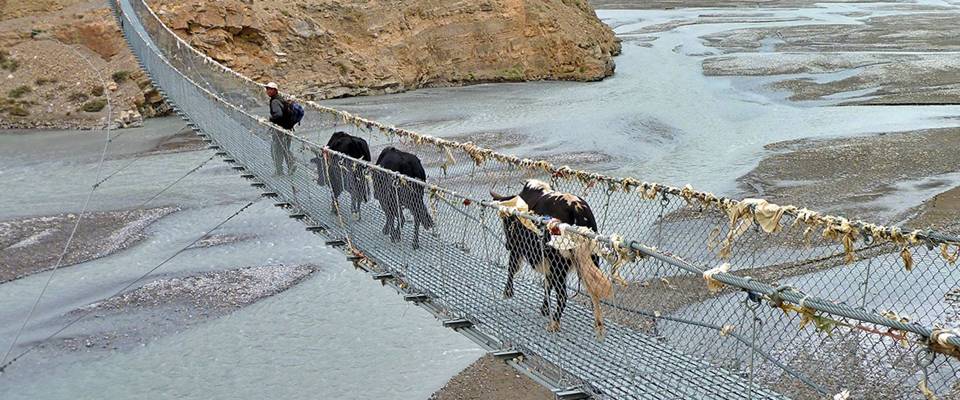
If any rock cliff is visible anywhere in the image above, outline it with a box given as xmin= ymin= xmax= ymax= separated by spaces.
xmin=0 ymin=0 xmax=619 ymax=128
xmin=149 ymin=0 xmax=621 ymax=99
xmin=0 ymin=0 xmax=169 ymax=129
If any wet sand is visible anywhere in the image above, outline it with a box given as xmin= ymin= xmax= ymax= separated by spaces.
xmin=738 ymin=127 xmax=960 ymax=224
xmin=0 ymin=207 xmax=177 ymax=283
xmin=700 ymin=10 xmax=960 ymax=105
xmin=51 ymin=265 xmax=316 ymax=354
xmin=429 ymin=355 xmax=553 ymax=400
xmin=908 ymin=186 xmax=960 ymax=235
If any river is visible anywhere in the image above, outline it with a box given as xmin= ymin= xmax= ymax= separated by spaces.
xmin=3 ymin=4 xmax=960 ymax=399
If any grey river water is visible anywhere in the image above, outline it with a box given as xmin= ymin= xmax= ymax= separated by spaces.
xmin=3 ymin=4 xmax=960 ymax=399
xmin=325 ymin=6 xmax=960 ymax=196
xmin=0 ymin=119 xmax=482 ymax=399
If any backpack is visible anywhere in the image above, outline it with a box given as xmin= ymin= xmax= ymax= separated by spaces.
xmin=283 ymin=99 xmax=305 ymax=127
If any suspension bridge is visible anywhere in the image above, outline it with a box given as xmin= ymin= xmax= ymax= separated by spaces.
xmin=71 ymin=0 xmax=960 ymax=398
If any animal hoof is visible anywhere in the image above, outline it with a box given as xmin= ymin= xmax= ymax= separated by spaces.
xmin=545 ymin=321 xmax=561 ymax=333
xmin=503 ymin=288 xmax=514 ymax=299
xmin=594 ymin=323 xmax=606 ymax=339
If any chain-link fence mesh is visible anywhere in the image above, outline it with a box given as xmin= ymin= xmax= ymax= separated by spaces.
xmin=113 ymin=0 xmax=960 ymax=398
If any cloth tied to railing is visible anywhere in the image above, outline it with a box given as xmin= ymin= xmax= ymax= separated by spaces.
xmin=942 ymin=243 xmax=960 ymax=265
xmin=930 ymin=327 xmax=960 ymax=358
xmin=703 ymin=263 xmax=731 ymax=293
xmin=715 ymin=199 xmax=795 ymax=259
xmin=604 ymin=234 xmax=636 ymax=286
xmin=494 ymin=196 xmax=541 ymax=235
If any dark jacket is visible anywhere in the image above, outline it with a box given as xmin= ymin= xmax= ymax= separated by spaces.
xmin=269 ymin=96 xmax=293 ymax=130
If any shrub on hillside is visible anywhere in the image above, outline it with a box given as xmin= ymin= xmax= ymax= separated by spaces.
xmin=8 ymin=85 xmax=31 ymax=99
xmin=0 ymin=51 xmax=17 ymax=72
xmin=81 ymin=99 xmax=107 ymax=113
xmin=90 ymin=85 xmax=105 ymax=97
xmin=111 ymin=70 xmax=131 ymax=84
xmin=8 ymin=105 xmax=29 ymax=116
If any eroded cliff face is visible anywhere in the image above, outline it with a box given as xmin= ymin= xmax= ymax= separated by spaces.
xmin=0 ymin=0 xmax=618 ymax=129
xmin=149 ymin=0 xmax=621 ymax=99
xmin=0 ymin=0 xmax=169 ymax=129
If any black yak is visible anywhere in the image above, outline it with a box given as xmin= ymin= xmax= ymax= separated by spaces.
xmin=492 ymin=179 xmax=611 ymax=335
xmin=372 ymin=147 xmax=434 ymax=249
xmin=310 ymin=131 xmax=371 ymax=216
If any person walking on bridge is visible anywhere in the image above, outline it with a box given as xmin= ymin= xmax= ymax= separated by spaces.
xmin=266 ymin=82 xmax=297 ymax=176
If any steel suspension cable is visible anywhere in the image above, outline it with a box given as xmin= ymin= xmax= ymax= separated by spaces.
xmin=1 ymin=41 xmax=115 ymax=368
xmin=0 ymin=199 xmax=259 ymax=374
xmin=138 ymin=153 xmax=217 ymax=208
xmin=93 ymin=125 xmax=198 ymax=190
xmin=1 ymin=148 xmax=219 ymax=371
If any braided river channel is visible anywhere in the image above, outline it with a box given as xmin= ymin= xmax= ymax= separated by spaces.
xmin=4 ymin=4 xmax=960 ymax=399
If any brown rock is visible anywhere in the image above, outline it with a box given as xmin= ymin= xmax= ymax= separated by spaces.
xmin=0 ymin=1 xmax=170 ymax=130
xmin=147 ymin=0 xmax=620 ymax=99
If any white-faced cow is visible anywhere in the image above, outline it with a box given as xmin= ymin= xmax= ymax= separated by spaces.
xmin=310 ymin=131 xmax=371 ymax=216
xmin=373 ymin=147 xmax=434 ymax=249
xmin=492 ymin=179 xmax=610 ymax=334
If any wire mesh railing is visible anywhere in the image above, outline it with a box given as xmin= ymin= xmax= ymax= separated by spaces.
xmin=113 ymin=0 xmax=960 ymax=397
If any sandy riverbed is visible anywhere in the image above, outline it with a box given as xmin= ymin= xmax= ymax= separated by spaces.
xmin=6 ymin=0 xmax=960 ymax=397
xmin=53 ymin=265 xmax=317 ymax=354
xmin=0 ymin=207 xmax=177 ymax=283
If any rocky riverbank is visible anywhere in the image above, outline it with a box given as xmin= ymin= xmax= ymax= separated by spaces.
xmin=147 ymin=0 xmax=621 ymax=99
xmin=2 ymin=0 xmax=620 ymax=129
xmin=0 ymin=0 xmax=169 ymax=130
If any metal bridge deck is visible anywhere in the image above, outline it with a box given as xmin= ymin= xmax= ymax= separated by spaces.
xmin=341 ymin=210 xmax=787 ymax=399
xmin=112 ymin=0 xmax=791 ymax=396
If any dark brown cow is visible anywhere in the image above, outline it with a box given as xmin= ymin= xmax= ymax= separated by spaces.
xmin=372 ymin=147 xmax=434 ymax=249
xmin=310 ymin=132 xmax=371 ymax=216
xmin=492 ymin=179 xmax=608 ymax=334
